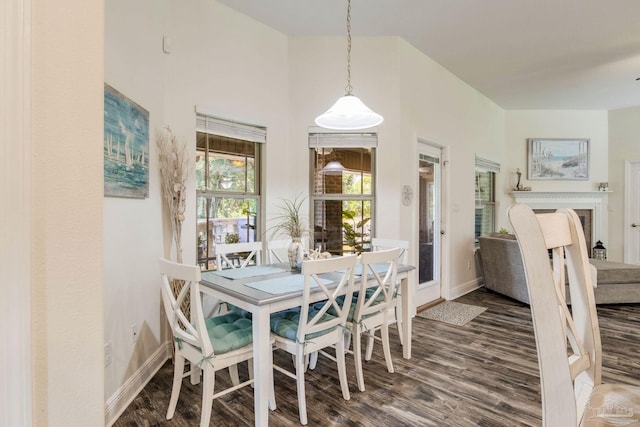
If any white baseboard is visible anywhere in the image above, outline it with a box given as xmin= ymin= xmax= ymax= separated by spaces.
xmin=104 ymin=342 xmax=171 ymax=426
xmin=449 ymin=277 xmax=483 ymax=300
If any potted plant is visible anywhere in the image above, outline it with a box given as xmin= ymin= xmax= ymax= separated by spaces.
xmin=270 ymin=195 xmax=309 ymax=269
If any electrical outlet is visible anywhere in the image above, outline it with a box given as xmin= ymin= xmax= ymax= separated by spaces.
xmin=104 ymin=342 xmax=112 ymax=367
xmin=131 ymin=324 xmax=138 ymax=343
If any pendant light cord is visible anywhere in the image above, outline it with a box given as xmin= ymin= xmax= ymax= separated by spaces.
xmin=345 ymin=0 xmax=353 ymax=95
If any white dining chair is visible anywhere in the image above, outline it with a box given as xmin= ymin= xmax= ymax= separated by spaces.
xmin=159 ymin=258 xmax=275 ymax=427
xmin=347 ymin=247 xmax=403 ymax=392
xmin=370 ymin=237 xmax=409 ymax=350
xmin=508 ymin=205 xmax=640 ymax=427
xmin=270 ymin=254 xmax=358 ymax=425
xmin=266 ymin=238 xmax=292 ymax=264
xmin=215 ymin=241 xmax=263 ymax=270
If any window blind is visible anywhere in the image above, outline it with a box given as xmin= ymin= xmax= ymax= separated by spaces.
xmin=419 ymin=153 xmax=440 ymax=164
xmin=196 ymin=113 xmax=266 ymax=143
xmin=308 ymin=132 xmax=377 ymax=148
xmin=475 ymin=155 xmax=500 ymax=173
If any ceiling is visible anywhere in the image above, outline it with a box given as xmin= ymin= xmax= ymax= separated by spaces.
xmin=218 ymin=0 xmax=640 ymax=111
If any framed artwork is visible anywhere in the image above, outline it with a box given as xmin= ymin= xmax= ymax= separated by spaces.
xmin=103 ymin=83 xmax=149 ymax=198
xmin=527 ymin=138 xmax=589 ymax=180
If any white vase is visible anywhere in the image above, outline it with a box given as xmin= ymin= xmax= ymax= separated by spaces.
xmin=288 ymin=238 xmax=305 ymax=270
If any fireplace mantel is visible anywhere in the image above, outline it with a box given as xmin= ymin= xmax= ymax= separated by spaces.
xmin=511 ymin=190 xmax=609 ymax=245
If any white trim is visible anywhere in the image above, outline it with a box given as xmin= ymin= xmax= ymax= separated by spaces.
xmin=1 ymin=0 xmax=32 ymax=424
xmin=104 ymin=344 xmax=171 ymax=426
xmin=449 ymin=278 xmax=483 ymax=300
xmin=512 ymin=191 xmax=609 ymax=245
xmin=475 ymin=155 xmax=501 ymax=173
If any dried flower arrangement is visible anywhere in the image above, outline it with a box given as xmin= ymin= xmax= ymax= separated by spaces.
xmin=156 ymin=126 xmax=192 ymax=263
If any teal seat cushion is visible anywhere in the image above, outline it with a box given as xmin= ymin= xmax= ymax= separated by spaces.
xmin=270 ymin=307 xmax=338 ymax=341
xmin=228 ymin=304 xmax=252 ymax=319
xmin=205 ymin=311 xmax=253 ymax=354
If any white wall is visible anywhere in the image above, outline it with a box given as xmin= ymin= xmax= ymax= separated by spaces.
xmin=103 ymin=0 xmax=290 ymax=421
xmin=104 ymin=0 xmax=167 ymax=419
xmin=504 ymin=110 xmax=609 ymax=221
xmin=31 ymin=0 xmax=105 ymax=424
xmin=608 ymin=106 xmax=640 ymax=262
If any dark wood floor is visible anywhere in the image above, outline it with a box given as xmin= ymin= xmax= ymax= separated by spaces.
xmin=114 ymin=287 xmax=640 ymax=426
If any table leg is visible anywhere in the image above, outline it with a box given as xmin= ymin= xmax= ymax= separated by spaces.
xmin=253 ymin=306 xmax=272 ymax=426
xmin=400 ymin=275 xmax=412 ymax=359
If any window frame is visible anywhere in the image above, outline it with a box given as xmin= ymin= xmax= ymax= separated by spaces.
xmin=196 ymin=114 xmax=264 ymax=270
xmin=474 ymin=156 xmax=500 ymax=246
xmin=309 ymin=132 xmax=377 ymax=255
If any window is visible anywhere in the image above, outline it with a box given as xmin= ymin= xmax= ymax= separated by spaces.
xmin=475 ymin=156 xmax=500 ymax=245
xmin=196 ymin=114 xmax=264 ymax=270
xmin=309 ymin=133 xmax=376 ymax=255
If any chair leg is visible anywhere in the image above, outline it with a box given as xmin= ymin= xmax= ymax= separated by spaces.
xmin=335 ymin=334 xmax=351 ymax=402
xmin=268 ymin=354 xmax=277 ymax=411
xmin=199 ymin=368 xmax=215 ymax=427
xmin=247 ymin=358 xmax=254 ymax=388
xmin=343 ymin=329 xmax=352 ymax=351
xmin=395 ymin=305 xmax=404 ymax=345
xmin=229 ymin=364 xmax=240 ymax=386
xmin=294 ymin=349 xmax=308 ymax=425
xmin=365 ymin=334 xmax=375 ymax=361
xmin=381 ymin=320 xmax=394 ymax=373
xmin=166 ymin=349 xmax=185 ymax=419
xmin=308 ymin=351 xmax=318 ymax=370
xmin=353 ymin=325 xmax=366 ymax=392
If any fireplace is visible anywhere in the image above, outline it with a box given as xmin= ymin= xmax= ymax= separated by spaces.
xmin=532 ymin=208 xmax=592 ymax=255
xmin=511 ymin=191 xmax=610 ymax=257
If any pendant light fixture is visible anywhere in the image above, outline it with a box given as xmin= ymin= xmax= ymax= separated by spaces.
xmin=315 ymin=0 xmax=383 ymax=130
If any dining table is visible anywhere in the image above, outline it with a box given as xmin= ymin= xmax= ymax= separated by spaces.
xmin=198 ymin=261 xmax=415 ymax=427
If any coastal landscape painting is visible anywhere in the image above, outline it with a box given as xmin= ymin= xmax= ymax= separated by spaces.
xmin=527 ymin=138 xmax=589 ymax=180
xmin=104 ymin=84 xmax=149 ymax=198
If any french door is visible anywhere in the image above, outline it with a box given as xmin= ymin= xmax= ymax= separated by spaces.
xmin=418 ymin=147 xmax=441 ymax=291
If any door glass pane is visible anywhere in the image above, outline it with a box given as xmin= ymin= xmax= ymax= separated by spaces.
xmin=419 ymin=155 xmax=438 ymax=283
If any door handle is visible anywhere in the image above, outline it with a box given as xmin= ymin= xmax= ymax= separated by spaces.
xmin=440 ymin=230 xmax=445 ymax=235
xmin=633 ymin=223 xmax=640 ymax=228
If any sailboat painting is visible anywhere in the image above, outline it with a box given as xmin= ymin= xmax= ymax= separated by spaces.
xmin=527 ymin=138 xmax=589 ymax=181
xmin=104 ymin=83 xmax=149 ymax=198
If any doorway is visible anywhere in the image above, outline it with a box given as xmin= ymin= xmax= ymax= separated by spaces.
xmin=625 ymin=160 xmax=640 ymax=265
xmin=418 ymin=145 xmax=442 ymax=299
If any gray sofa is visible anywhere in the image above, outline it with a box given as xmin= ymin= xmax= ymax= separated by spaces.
xmin=478 ymin=233 xmax=640 ymax=304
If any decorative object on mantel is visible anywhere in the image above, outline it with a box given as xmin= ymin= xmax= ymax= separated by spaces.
xmin=314 ymin=0 xmax=383 ymax=130
xmin=514 ymin=168 xmax=523 ymax=191
xmin=269 ymin=195 xmax=309 ymax=270
xmin=592 ymin=240 xmax=607 ymax=260
xmin=598 ymin=182 xmax=609 ymax=191
xmin=527 ymin=138 xmax=589 ymax=181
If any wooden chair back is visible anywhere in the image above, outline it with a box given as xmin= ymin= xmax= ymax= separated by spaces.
xmin=371 ymin=237 xmax=409 ymax=264
xmin=298 ymin=254 xmax=358 ymax=344
xmin=159 ymin=258 xmax=212 ymax=360
xmin=355 ymin=248 xmax=403 ymax=321
xmin=215 ymin=241 xmax=263 ymax=270
xmin=266 ymin=238 xmax=291 ymax=264
xmin=508 ymin=205 xmax=600 ymax=426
